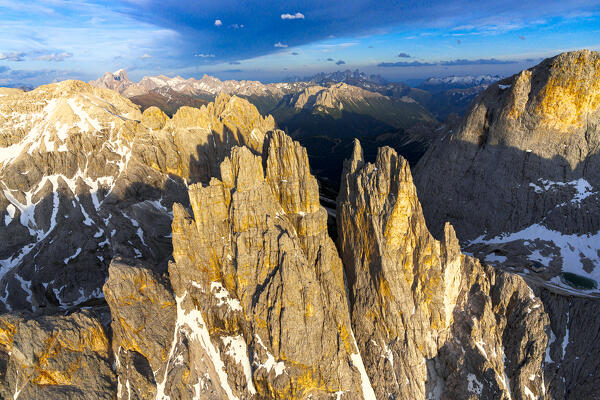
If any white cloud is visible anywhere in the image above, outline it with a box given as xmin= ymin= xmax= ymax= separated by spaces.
xmin=195 ymin=53 xmax=215 ymax=57
xmin=36 ymin=52 xmax=73 ymax=62
xmin=214 ymin=19 xmax=223 ymax=26
xmin=140 ymin=53 xmax=152 ymax=59
xmin=281 ymin=12 xmax=305 ymax=20
xmin=274 ymin=42 xmax=288 ymax=48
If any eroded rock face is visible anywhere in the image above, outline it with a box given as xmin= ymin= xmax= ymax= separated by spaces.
xmin=0 ymin=82 xmax=273 ymax=312
xmin=414 ymin=50 xmax=600 ymax=286
xmin=105 ymin=130 xmax=373 ymax=399
xmin=103 ymin=258 xmax=176 ymax=399
xmin=0 ymin=310 xmax=114 ymax=399
xmin=337 ymin=140 xmax=549 ymax=399
xmin=412 ymin=50 xmax=600 ymax=398
xmin=0 ymin=76 xmax=572 ymax=399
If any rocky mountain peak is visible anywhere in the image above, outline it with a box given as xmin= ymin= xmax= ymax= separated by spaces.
xmin=0 ymin=81 xmax=279 ymax=314
xmin=414 ymin=50 xmax=600 ymax=398
xmin=91 ymin=69 xmax=132 ymax=93
xmin=0 ymin=70 xmax=581 ymax=398
xmin=457 ymin=50 xmax=600 ymax=157
xmin=338 ymin=141 xmax=548 ymax=399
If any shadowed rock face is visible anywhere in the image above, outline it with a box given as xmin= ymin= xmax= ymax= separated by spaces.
xmin=413 ymin=50 xmax=600 ymax=398
xmin=337 ymin=140 xmax=548 ymax=399
xmin=414 ymin=50 xmax=600 ymax=279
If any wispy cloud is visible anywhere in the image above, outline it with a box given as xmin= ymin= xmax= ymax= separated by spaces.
xmin=398 ymin=52 xmax=411 ymax=58
xmin=195 ymin=53 xmax=215 ymax=57
xmin=378 ymin=58 xmax=519 ymax=67
xmin=274 ymin=42 xmax=288 ymax=48
xmin=291 ymin=51 xmax=299 ymax=55
xmin=281 ymin=12 xmax=305 ymax=20
xmin=229 ymin=61 xmax=241 ymax=64
xmin=319 ymin=42 xmax=358 ymax=49
xmin=378 ymin=61 xmax=436 ymax=67
xmin=440 ymin=58 xmax=518 ymax=65
xmin=223 ymin=68 xmax=242 ymax=73
xmin=36 ymin=52 xmax=73 ymax=62
xmin=336 ymin=60 xmax=345 ymax=65
xmin=0 ymin=52 xmax=26 ymax=61
xmin=214 ymin=19 xmax=223 ymax=26
xmin=140 ymin=53 xmax=152 ymax=59
xmin=326 ymin=58 xmax=334 ymax=61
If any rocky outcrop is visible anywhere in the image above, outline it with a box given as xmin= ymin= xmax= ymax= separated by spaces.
xmin=1 ymin=68 xmax=593 ymax=398
xmin=91 ymin=69 xmax=135 ymax=94
xmin=413 ymin=50 xmax=600 ymax=398
xmin=414 ymin=50 xmax=600 ymax=288
xmin=337 ymin=140 xmax=549 ymax=399
xmin=103 ymin=258 xmax=176 ymax=399
xmin=0 ymin=310 xmax=114 ymax=399
xmin=105 ymin=130 xmax=371 ymax=399
xmin=0 ymin=82 xmax=274 ymax=312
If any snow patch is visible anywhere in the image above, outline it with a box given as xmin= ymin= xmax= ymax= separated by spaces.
xmin=64 ymin=248 xmax=81 ymax=264
xmin=156 ymin=292 xmax=239 ymax=400
xmin=561 ymin=311 xmax=570 ymax=360
xmin=484 ymin=253 xmax=507 ymax=264
xmin=254 ymin=334 xmax=286 ymax=377
xmin=467 ymin=373 xmax=483 ymax=395
xmin=545 ymin=329 xmax=556 ymax=364
xmin=4 ymin=204 xmax=15 ymax=225
xmin=470 ymin=224 xmax=600 ymax=292
xmin=529 ymin=178 xmax=595 ymax=204
xmin=210 ymin=281 xmax=243 ymax=311
xmin=221 ymin=335 xmax=257 ymax=394
xmin=347 ymin=330 xmax=376 ymax=400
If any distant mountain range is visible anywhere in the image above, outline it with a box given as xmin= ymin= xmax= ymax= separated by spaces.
xmin=90 ymin=69 xmax=438 ymax=145
xmin=90 ymin=69 xmax=503 ymax=185
xmin=417 ymin=74 xmax=504 ymax=92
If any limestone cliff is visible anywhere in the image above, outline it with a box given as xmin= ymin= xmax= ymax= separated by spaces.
xmin=413 ymin=49 xmax=600 ymax=399
xmin=0 ymin=73 xmax=585 ymax=399
xmin=106 ymin=130 xmax=372 ymax=399
xmin=337 ymin=140 xmax=549 ymax=399
xmin=0 ymin=82 xmax=273 ymax=312
xmin=414 ymin=50 xmax=600 ymax=287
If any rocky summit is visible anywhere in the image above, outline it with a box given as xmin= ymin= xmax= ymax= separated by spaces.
xmin=0 ymin=81 xmax=273 ymax=313
xmin=414 ymin=49 xmax=600 ymax=398
xmin=337 ymin=141 xmax=547 ymax=399
xmin=0 ymin=50 xmax=599 ymax=399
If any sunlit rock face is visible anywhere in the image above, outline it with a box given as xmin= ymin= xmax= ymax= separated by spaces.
xmin=0 ymin=310 xmax=115 ymax=399
xmin=0 ymin=72 xmax=579 ymax=399
xmin=414 ymin=50 xmax=600 ymax=285
xmin=337 ymin=140 xmax=548 ymax=399
xmin=106 ymin=131 xmax=373 ymax=399
xmin=0 ymin=82 xmax=273 ymax=313
xmin=414 ymin=50 xmax=600 ymax=398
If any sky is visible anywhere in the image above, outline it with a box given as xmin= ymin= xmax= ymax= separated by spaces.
xmin=1 ymin=0 xmax=600 ymax=86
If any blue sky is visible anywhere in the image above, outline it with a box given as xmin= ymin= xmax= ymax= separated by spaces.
xmin=1 ymin=0 xmax=600 ymax=86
